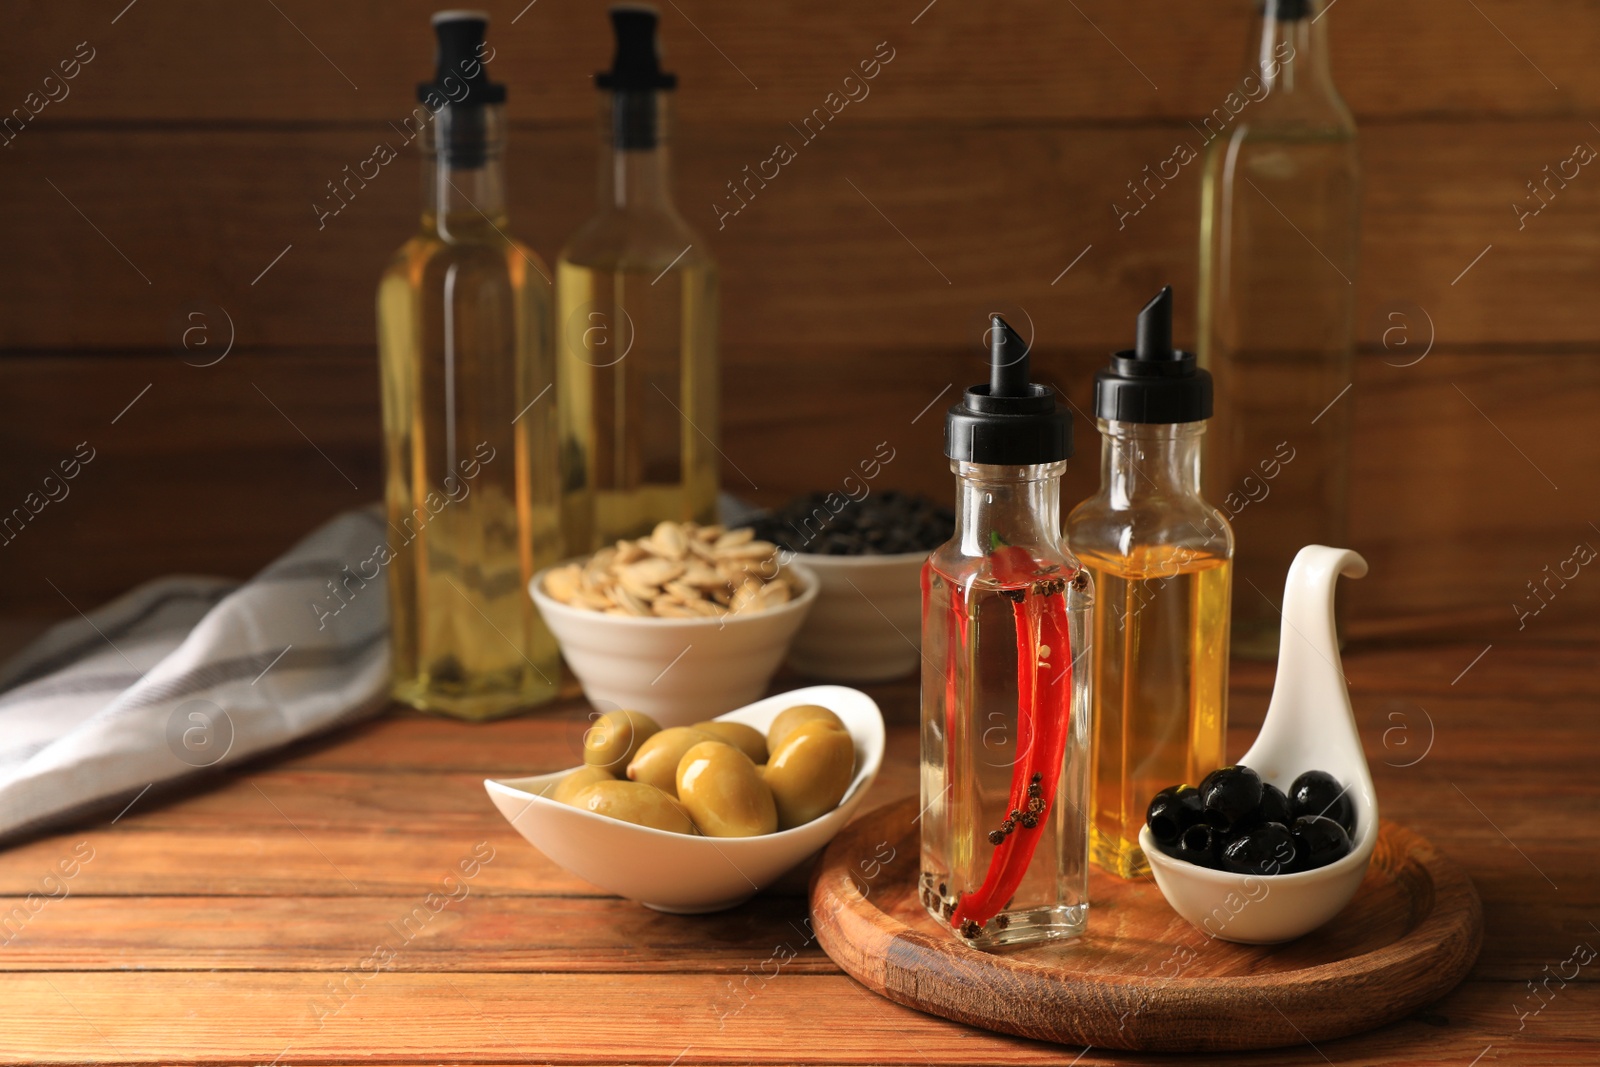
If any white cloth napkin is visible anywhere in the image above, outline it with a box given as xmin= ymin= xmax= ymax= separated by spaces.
xmin=0 ymin=509 xmax=391 ymax=843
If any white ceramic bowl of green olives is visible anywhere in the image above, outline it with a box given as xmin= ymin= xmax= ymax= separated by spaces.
xmin=483 ymin=685 xmax=885 ymax=913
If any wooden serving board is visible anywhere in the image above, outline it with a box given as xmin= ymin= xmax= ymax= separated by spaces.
xmin=810 ymin=797 xmax=1483 ymax=1053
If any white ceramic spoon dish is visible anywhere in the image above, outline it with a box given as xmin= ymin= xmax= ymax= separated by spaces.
xmin=1141 ymin=545 xmax=1377 ymax=944
xmin=484 ymin=685 xmax=885 ymax=914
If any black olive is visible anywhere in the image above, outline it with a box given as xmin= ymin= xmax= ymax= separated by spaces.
xmin=1172 ymin=822 xmax=1221 ymax=868
xmin=1221 ymin=822 xmax=1296 ymax=876
xmin=1290 ymin=815 xmax=1353 ymax=871
xmin=1257 ymin=782 xmax=1292 ymax=827
xmin=1289 ymin=770 xmax=1356 ymax=836
xmin=1230 ymin=781 xmax=1292 ymax=834
xmin=1199 ymin=765 xmax=1264 ymax=830
xmin=1145 ymin=784 xmax=1204 ymax=845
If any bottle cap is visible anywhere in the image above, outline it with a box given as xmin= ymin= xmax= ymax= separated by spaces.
xmin=1093 ymin=286 xmax=1213 ymax=424
xmin=417 ymin=11 xmax=506 ymax=105
xmin=596 ymin=5 xmax=678 ymax=90
xmin=1264 ymin=0 xmax=1311 ymax=20
xmin=945 ymin=316 xmax=1073 ymax=465
xmin=597 ymin=5 xmax=675 ymax=150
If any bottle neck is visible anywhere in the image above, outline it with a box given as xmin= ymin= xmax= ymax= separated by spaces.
xmin=598 ymin=91 xmax=674 ymax=211
xmin=952 ymin=461 xmax=1065 ymax=557
xmin=420 ymin=104 xmax=507 ymax=241
xmin=1256 ymin=2 xmax=1335 ymax=97
xmin=1097 ymin=420 xmax=1205 ymax=510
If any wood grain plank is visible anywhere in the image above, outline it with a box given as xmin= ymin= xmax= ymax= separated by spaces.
xmin=0 ymin=827 xmax=583 ymax=898
xmin=0 ymin=730 xmax=1584 ymax=843
xmin=0 ymin=894 xmax=840 ymax=974
xmin=73 ymin=688 xmax=1598 ymax=838
xmin=0 ymin=971 xmax=1591 ymax=1065
xmin=2 ymin=121 xmax=1597 ymax=352
xmin=1 ymin=0 xmax=1595 ymax=123
xmin=0 ymin=875 xmax=1586 ymax=983
xmin=0 ymin=700 xmax=1591 ymax=978
xmin=266 ymin=656 xmax=1600 ymax=778
xmin=7 ymin=770 xmax=1582 ymax=894
xmin=3 ymin=346 xmax=1597 ymax=636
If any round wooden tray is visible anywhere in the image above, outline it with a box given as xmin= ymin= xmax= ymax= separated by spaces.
xmin=810 ymin=797 xmax=1483 ymax=1053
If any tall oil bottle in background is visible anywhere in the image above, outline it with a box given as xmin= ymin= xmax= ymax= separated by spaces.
xmin=377 ymin=12 xmax=561 ymax=718
xmin=1198 ymin=0 xmax=1360 ymax=657
xmin=558 ymin=5 xmax=720 ymax=554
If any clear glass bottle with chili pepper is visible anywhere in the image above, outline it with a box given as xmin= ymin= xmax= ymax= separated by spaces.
xmin=919 ymin=316 xmax=1093 ymax=949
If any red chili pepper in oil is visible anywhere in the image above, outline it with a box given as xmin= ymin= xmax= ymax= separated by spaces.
xmin=948 ymin=553 xmax=1074 ymax=931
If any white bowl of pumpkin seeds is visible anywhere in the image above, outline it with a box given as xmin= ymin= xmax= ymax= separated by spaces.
xmin=531 ymin=522 xmax=818 ymax=724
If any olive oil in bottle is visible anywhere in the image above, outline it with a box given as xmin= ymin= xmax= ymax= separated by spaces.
xmin=557 ymin=5 xmax=719 ymax=554
xmin=376 ymin=12 xmax=560 ymax=719
xmin=1078 ymin=546 xmax=1231 ymax=878
xmin=1066 ymin=288 xmax=1233 ymax=879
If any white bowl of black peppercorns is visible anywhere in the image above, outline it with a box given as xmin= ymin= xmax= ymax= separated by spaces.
xmin=748 ymin=491 xmax=954 ymax=682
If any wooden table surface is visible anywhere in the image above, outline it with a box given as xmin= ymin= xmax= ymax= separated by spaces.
xmin=1 ymin=639 xmax=1595 ymax=1065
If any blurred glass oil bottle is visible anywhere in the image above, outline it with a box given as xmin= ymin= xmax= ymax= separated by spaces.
xmin=558 ymin=5 xmax=719 ymax=554
xmin=1198 ymin=0 xmax=1360 ymax=657
xmin=377 ymin=12 xmax=561 ymax=719
xmin=1066 ymin=288 xmax=1233 ymax=880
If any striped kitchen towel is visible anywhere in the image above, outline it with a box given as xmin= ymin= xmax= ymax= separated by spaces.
xmin=0 ymin=509 xmax=391 ymax=844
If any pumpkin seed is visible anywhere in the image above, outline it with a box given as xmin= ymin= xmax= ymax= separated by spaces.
xmin=547 ymin=521 xmax=796 ymax=620
xmin=649 ymin=520 xmax=688 ymax=560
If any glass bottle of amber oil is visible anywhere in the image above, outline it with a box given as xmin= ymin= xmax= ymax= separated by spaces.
xmin=557 ymin=5 xmax=719 ymax=553
xmin=1066 ymin=287 xmax=1233 ymax=879
xmin=377 ymin=12 xmax=561 ymax=719
xmin=920 ymin=316 xmax=1093 ymax=949
xmin=1198 ymin=0 xmax=1359 ymax=658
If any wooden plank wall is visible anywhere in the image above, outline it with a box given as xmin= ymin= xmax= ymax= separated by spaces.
xmin=0 ymin=0 xmax=1596 ymax=641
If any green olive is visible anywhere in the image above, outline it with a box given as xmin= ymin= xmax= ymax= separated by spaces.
xmin=573 ymin=780 xmax=697 ymax=834
xmin=627 ymin=726 xmax=719 ymax=796
xmin=582 ymin=709 xmax=662 ymax=773
xmin=676 ymin=741 xmax=778 ymax=838
xmin=763 ymin=719 xmax=856 ymax=829
xmin=766 ymin=704 xmax=846 ymax=752
xmin=692 ymin=720 xmax=768 ymax=764
xmin=550 ymin=765 xmax=614 ymax=805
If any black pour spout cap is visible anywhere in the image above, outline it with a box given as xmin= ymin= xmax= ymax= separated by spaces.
xmin=1264 ymin=0 xmax=1311 ymax=20
xmin=417 ymin=11 xmax=505 ymax=105
xmin=1094 ymin=286 xmax=1213 ymax=424
xmin=597 ymin=5 xmax=674 ymax=149
xmin=945 ymin=316 xmax=1073 ymax=465
xmin=597 ymin=5 xmax=678 ymax=90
